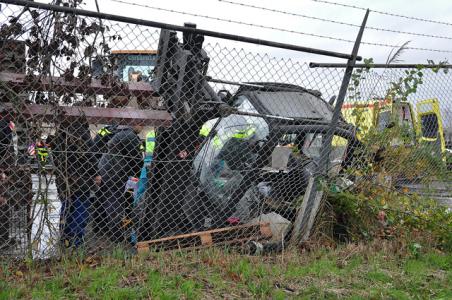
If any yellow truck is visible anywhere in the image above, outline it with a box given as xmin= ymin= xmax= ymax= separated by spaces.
xmin=416 ymin=99 xmax=447 ymax=158
xmin=337 ymin=98 xmax=447 ymax=161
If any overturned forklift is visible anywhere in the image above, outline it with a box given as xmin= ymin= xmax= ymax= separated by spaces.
xmin=134 ymin=28 xmax=360 ymax=252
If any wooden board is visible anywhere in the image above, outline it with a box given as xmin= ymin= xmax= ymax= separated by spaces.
xmin=136 ymin=222 xmax=272 ymax=253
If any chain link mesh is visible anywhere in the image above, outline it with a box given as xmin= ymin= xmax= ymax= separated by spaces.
xmin=0 ymin=3 xmax=450 ymax=258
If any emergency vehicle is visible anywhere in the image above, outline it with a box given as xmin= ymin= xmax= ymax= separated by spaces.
xmin=338 ymin=98 xmax=448 ymax=162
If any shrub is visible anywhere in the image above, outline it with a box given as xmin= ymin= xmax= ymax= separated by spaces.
xmin=325 ymin=183 xmax=452 ymax=251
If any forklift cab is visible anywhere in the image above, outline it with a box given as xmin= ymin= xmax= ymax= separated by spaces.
xmin=92 ymin=50 xmax=157 ymax=82
xmin=192 ymin=84 xmax=358 ymax=227
xmin=92 ymin=50 xmax=159 ymax=108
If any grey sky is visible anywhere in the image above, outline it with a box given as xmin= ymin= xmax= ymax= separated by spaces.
xmin=79 ymin=0 xmax=452 ymax=64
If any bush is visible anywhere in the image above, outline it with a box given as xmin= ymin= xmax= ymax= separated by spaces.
xmin=325 ymin=184 xmax=452 ymax=251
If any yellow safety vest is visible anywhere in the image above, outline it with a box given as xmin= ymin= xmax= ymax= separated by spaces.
xmin=145 ymin=130 xmax=156 ymax=156
xmin=199 ymin=124 xmax=210 ymax=137
xmin=231 ymin=127 xmax=256 ymax=139
xmin=199 ymin=124 xmax=256 ymax=148
xmin=98 ymin=127 xmax=113 ymax=137
xmin=36 ymin=143 xmax=49 ymax=163
xmin=199 ymin=124 xmax=222 ymax=148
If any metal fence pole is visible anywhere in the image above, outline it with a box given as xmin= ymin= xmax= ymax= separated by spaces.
xmin=290 ymin=9 xmax=370 ymax=244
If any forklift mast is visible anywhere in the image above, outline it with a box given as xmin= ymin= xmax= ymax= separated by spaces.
xmin=138 ymin=24 xmax=225 ymax=240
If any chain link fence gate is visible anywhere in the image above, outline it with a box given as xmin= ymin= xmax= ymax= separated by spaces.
xmin=0 ymin=1 xmax=450 ymax=259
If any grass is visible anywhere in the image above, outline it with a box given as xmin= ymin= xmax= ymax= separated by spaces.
xmin=1 ymin=241 xmax=451 ymax=299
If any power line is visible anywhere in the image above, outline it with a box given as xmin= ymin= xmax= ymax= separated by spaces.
xmin=310 ymin=0 xmax=452 ymax=27
xmin=219 ymin=0 xmax=452 ymax=41
xmin=107 ymin=0 xmax=356 ymax=42
xmin=2 ymin=0 xmax=357 ymax=59
xmin=110 ymin=0 xmax=452 ymax=54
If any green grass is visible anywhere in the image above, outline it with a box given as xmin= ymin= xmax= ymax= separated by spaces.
xmin=1 ymin=242 xmax=451 ymax=299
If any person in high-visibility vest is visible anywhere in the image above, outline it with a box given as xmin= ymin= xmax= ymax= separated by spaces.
xmin=128 ymin=129 xmax=155 ymax=245
xmin=210 ymin=125 xmax=257 ymax=177
xmin=136 ymin=129 xmax=156 ymax=201
xmin=92 ymin=124 xmax=118 ymax=164
xmin=144 ymin=130 xmax=156 ymax=166
xmin=202 ymin=125 xmax=259 ymax=224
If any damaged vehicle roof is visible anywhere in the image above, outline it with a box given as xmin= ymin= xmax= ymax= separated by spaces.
xmin=235 ymin=82 xmax=333 ymax=121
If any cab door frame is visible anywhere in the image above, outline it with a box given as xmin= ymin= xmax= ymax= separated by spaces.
xmin=416 ymin=98 xmax=446 ymax=160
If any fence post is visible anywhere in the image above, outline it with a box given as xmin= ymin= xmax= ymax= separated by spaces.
xmin=290 ymin=9 xmax=370 ymax=244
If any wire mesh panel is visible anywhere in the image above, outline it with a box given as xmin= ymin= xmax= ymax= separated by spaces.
xmin=337 ymin=67 xmax=452 ymax=183
xmin=0 ymin=2 xmax=450 ymax=259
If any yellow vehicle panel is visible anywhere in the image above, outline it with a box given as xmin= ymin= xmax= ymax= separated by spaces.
xmin=416 ymin=98 xmax=446 ymax=158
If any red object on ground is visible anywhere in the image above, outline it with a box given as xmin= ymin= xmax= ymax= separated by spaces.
xmin=226 ymin=217 xmax=240 ymax=225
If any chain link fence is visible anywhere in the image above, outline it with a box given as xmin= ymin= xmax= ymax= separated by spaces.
xmin=0 ymin=2 xmax=450 ymax=259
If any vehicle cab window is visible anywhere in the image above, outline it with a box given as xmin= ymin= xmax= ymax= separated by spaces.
xmin=399 ymin=103 xmax=414 ymax=130
xmin=194 ymin=95 xmax=269 ymax=206
xmin=377 ymin=110 xmax=391 ymax=131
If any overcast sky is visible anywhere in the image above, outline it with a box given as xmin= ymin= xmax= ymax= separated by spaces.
xmin=75 ymin=0 xmax=452 ymax=64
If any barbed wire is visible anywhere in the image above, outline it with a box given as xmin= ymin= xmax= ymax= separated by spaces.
xmin=108 ymin=0 xmax=358 ymax=43
xmin=109 ymin=0 xmax=452 ymax=54
xmin=218 ymin=0 xmax=452 ymax=41
xmin=310 ymin=0 xmax=452 ymax=27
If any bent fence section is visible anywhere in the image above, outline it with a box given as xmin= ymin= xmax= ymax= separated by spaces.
xmin=0 ymin=1 xmax=450 ymax=259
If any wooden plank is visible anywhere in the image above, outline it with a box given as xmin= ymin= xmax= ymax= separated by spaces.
xmin=0 ymin=72 xmax=157 ymax=97
xmin=0 ymin=103 xmax=172 ymax=127
xmin=137 ymin=236 xmax=262 ymax=254
xmin=136 ymin=222 xmax=272 ymax=252
xmin=137 ymin=223 xmax=270 ymax=247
